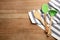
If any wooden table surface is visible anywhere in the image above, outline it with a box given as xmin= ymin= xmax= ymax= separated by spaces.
xmin=0 ymin=0 xmax=55 ymax=40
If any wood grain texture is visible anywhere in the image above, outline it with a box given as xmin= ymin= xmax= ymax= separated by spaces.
xmin=0 ymin=14 xmax=28 ymax=18
xmin=0 ymin=18 xmax=55 ymax=40
xmin=0 ymin=0 xmax=50 ymax=14
xmin=0 ymin=0 xmax=55 ymax=40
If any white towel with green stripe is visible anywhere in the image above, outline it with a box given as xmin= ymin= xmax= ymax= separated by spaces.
xmin=28 ymin=0 xmax=60 ymax=40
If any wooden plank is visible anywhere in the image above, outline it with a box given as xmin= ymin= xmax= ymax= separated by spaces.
xmin=0 ymin=10 xmax=16 ymax=14
xmin=0 ymin=0 xmax=49 ymax=10
xmin=0 ymin=10 xmax=31 ymax=14
xmin=0 ymin=14 xmax=28 ymax=18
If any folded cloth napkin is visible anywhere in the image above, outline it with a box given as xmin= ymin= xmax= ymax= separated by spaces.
xmin=28 ymin=0 xmax=60 ymax=40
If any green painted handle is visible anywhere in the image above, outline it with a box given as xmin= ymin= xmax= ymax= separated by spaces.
xmin=42 ymin=4 xmax=49 ymax=13
xmin=49 ymin=10 xmax=57 ymax=16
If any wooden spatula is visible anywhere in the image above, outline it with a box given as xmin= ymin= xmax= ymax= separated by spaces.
xmin=34 ymin=10 xmax=51 ymax=36
xmin=42 ymin=4 xmax=51 ymax=36
xmin=48 ymin=10 xmax=57 ymax=35
xmin=34 ymin=10 xmax=44 ymax=25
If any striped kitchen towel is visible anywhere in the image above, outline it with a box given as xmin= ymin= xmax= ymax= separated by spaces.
xmin=48 ymin=0 xmax=60 ymax=12
xmin=37 ymin=9 xmax=60 ymax=40
xmin=28 ymin=9 xmax=60 ymax=40
xmin=28 ymin=0 xmax=60 ymax=40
